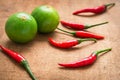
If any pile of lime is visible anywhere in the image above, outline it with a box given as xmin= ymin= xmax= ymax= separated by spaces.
xmin=5 ymin=5 xmax=60 ymax=43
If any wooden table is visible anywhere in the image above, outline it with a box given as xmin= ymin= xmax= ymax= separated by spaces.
xmin=0 ymin=0 xmax=120 ymax=80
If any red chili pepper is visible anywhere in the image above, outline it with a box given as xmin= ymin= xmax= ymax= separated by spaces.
xmin=0 ymin=45 xmax=37 ymax=80
xmin=73 ymin=3 xmax=115 ymax=15
xmin=57 ymin=28 xmax=104 ymax=40
xmin=61 ymin=21 xmax=108 ymax=30
xmin=58 ymin=48 xmax=111 ymax=68
xmin=48 ymin=38 xmax=96 ymax=49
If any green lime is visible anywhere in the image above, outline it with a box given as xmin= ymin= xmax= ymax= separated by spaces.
xmin=5 ymin=12 xmax=37 ymax=43
xmin=31 ymin=5 xmax=60 ymax=33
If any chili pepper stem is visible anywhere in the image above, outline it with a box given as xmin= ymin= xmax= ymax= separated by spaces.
xmin=57 ymin=28 xmax=74 ymax=35
xmin=21 ymin=60 xmax=37 ymax=80
xmin=105 ymin=3 xmax=115 ymax=7
xmin=94 ymin=48 xmax=112 ymax=56
xmin=78 ymin=38 xmax=97 ymax=43
xmin=85 ymin=22 xmax=108 ymax=29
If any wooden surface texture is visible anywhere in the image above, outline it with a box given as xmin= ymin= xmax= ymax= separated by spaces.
xmin=0 ymin=0 xmax=120 ymax=80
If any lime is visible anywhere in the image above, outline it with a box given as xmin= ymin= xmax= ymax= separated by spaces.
xmin=5 ymin=12 xmax=37 ymax=43
xmin=31 ymin=5 xmax=60 ymax=33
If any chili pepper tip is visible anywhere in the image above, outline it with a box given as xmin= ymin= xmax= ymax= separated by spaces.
xmin=58 ymin=63 xmax=65 ymax=66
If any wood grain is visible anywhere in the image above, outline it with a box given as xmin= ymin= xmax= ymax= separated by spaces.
xmin=0 ymin=0 xmax=120 ymax=80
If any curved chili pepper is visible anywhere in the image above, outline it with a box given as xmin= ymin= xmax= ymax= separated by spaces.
xmin=58 ymin=48 xmax=111 ymax=68
xmin=61 ymin=21 xmax=108 ymax=30
xmin=48 ymin=38 xmax=96 ymax=49
xmin=73 ymin=3 xmax=115 ymax=15
xmin=0 ymin=45 xmax=37 ymax=80
xmin=57 ymin=28 xmax=104 ymax=40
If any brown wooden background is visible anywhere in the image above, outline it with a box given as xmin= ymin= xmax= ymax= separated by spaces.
xmin=0 ymin=0 xmax=120 ymax=80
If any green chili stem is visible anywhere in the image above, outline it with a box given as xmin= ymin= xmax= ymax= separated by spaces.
xmin=57 ymin=28 xmax=74 ymax=35
xmin=105 ymin=3 xmax=115 ymax=7
xmin=21 ymin=60 xmax=37 ymax=80
xmin=85 ymin=22 xmax=108 ymax=29
xmin=94 ymin=48 xmax=112 ymax=56
xmin=78 ymin=38 xmax=97 ymax=43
